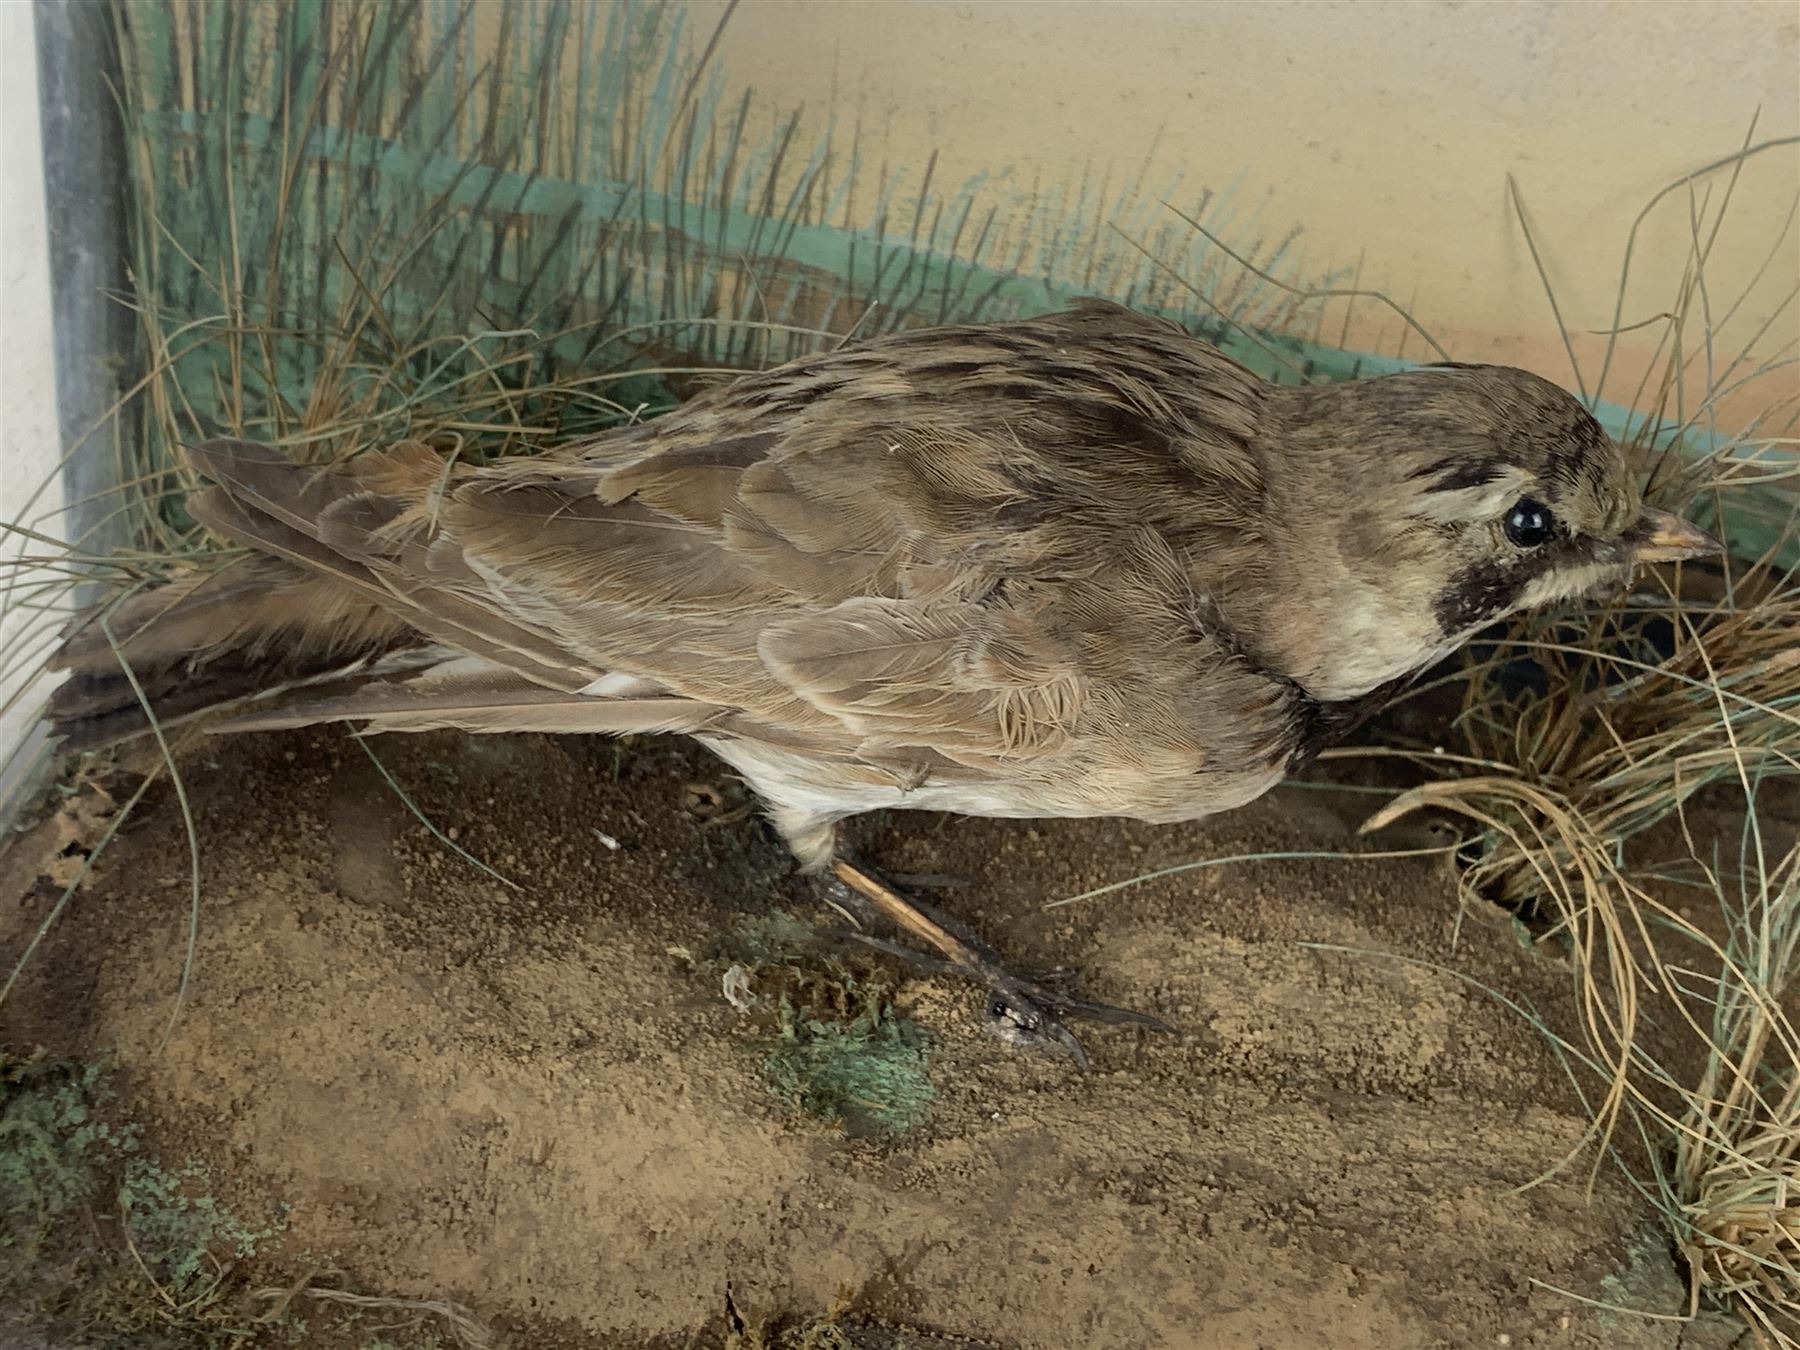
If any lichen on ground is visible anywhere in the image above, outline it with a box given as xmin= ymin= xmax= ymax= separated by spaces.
xmin=0 ymin=1052 xmax=281 ymax=1347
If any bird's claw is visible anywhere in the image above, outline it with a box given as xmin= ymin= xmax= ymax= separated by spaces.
xmin=820 ymin=855 xmax=1173 ymax=1068
xmin=982 ymin=975 xmax=1172 ymax=1070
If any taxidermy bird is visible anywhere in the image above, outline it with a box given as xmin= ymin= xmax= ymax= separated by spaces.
xmin=47 ymin=300 xmax=1719 ymax=1062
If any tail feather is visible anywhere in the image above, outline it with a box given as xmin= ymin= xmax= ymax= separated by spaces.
xmin=49 ymin=645 xmax=450 ymax=753
xmin=211 ymin=661 xmax=725 ymax=737
xmin=47 ymin=550 xmax=423 ymax=750
xmin=187 ymin=442 xmax=603 ymax=690
xmin=51 ymin=553 xmax=400 ymax=678
xmin=44 ymin=437 xmax=684 ymax=753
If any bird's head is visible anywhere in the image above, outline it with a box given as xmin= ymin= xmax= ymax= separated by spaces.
xmin=1254 ymin=362 xmax=1721 ymax=702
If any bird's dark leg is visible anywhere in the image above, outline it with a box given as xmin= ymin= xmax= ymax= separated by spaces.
xmin=823 ymin=855 xmax=1171 ymax=1069
xmin=762 ymin=806 xmax=1168 ymax=1065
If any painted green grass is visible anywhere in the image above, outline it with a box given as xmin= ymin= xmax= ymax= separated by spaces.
xmin=101 ymin=0 xmax=1373 ymax=560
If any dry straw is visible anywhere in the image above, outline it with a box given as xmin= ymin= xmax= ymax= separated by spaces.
xmin=1347 ymin=134 xmax=1799 ymax=1341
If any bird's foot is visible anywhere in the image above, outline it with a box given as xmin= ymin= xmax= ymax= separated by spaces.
xmin=817 ymin=857 xmax=1170 ymax=1069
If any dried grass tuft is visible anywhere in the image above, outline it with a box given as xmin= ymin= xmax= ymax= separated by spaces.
xmin=1350 ymin=141 xmax=1799 ymax=1342
xmin=1667 ymin=842 xmax=1799 ymax=1344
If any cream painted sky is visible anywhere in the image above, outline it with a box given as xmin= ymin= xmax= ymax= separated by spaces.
xmin=691 ymin=0 xmax=1799 ymax=424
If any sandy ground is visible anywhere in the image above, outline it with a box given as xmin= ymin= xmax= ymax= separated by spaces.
xmin=0 ymin=725 xmax=1748 ymax=1349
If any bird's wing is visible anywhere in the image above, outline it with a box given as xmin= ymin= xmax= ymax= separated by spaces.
xmin=186 ymin=305 xmax=1288 ymax=771
xmin=439 ymin=305 xmax=1283 ymax=768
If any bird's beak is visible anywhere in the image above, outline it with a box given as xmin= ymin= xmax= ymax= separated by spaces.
xmin=1630 ymin=507 xmax=1724 ymax=563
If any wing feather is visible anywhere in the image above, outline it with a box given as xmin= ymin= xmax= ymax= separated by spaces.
xmin=161 ymin=307 xmax=1284 ymax=777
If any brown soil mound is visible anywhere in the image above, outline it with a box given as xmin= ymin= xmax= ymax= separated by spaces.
xmin=1 ymin=728 xmax=1718 ymax=1349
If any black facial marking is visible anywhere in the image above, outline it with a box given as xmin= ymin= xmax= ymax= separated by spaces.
xmin=1439 ymin=461 xmax=1504 ymax=493
xmin=1406 ymin=455 xmax=1506 ymax=495
xmin=1434 ymin=558 xmax=1526 ymax=635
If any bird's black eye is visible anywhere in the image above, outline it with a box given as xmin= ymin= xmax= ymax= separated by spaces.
xmin=1503 ymin=498 xmax=1556 ymax=548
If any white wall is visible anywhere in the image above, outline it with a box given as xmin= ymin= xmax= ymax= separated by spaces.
xmin=0 ymin=3 xmax=67 ymax=812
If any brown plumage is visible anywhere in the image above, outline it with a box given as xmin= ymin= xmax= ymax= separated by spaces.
xmin=47 ymin=300 xmax=1719 ymax=1060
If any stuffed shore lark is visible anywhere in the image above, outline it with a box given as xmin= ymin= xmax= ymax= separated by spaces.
xmin=48 ymin=300 xmax=1719 ymax=1061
